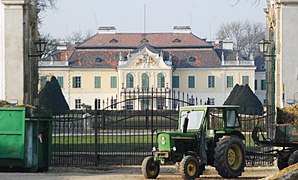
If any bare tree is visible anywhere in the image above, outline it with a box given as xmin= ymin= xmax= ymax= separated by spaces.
xmin=216 ymin=21 xmax=265 ymax=59
xmin=36 ymin=0 xmax=57 ymax=12
xmin=40 ymin=33 xmax=59 ymax=60
xmin=66 ymin=30 xmax=94 ymax=44
xmin=231 ymin=0 xmax=261 ymax=7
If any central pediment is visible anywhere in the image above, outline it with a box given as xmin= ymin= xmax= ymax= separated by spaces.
xmin=118 ymin=44 xmax=172 ymax=69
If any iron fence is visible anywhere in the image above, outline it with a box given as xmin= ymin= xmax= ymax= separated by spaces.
xmin=51 ymin=89 xmax=275 ymax=167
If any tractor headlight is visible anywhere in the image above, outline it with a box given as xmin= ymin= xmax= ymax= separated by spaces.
xmin=161 ymin=136 xmax=166 ymax=145
xmin=172 ymin=146 xmax=177 ymax=151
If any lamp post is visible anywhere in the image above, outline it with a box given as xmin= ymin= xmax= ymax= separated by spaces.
xmin=29 ymin=39 xmax=47 ymax=58
xmin=258 ymin=40 xmax=273 ymax=57
xmin=27 ymin=39 xmax=47 ymax=106
xmin=258 ymin=39 xmax=276 ymax=139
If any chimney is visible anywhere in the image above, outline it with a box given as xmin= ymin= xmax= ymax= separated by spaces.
xmin=222 ymin=39 xmax=234 ymax=50
xmin=98 ymin=26 xmax=116 ymax=34
xmin=173 ymin=26 xmax=191 ymax=33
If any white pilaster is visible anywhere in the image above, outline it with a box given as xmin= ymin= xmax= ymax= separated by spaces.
xmin=1 ymin=0 xmax=26 ymax=104
xmin=0 ymin=2 xmax=5 ymax=100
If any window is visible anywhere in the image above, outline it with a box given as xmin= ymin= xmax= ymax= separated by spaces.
xmin=141 ymin=99 xmax=149 ymax=110
xmin=227 ymin=76 xmax=233 ymax=88
xmin=75 ymin=99 xmax=81 ymax=109
xmin=142 ymin=73 xmax=149 ymax=89
xmin=125 ymin=100 xmax=133 ymax=110
xmin=95 ymin=57 xmax=102 ymax=63
xmin=261 ymin=79 xmax=266 ymax=90
xmin=109 ymin=39 xmax=118 ymax=43
xmin=188 ymin=76 xmax=195 ymax=88
xmin=255 ymin=80 xmax=258 ymax=90
xmin=110 ymin=99 xmax=117 ymax=109
xmin=172 ymin=38 xmax=181 ymax=43
xmin=209 ymin=98 xmax=215 ymax=105
xmin=242 ymin=75 xmax=249 ymax=86
xmin=56 ymin=76 xmax=64 ymax=88
xmin=126 ymin=73 xmax=134 ymax=88
xmin=40 ymin=76 xmax=47 ymax=89
xmin=226 ymin=110 xmax=240 ymax=127
xmin=173 ymin=76 xmax=179 ymax=88
xmin=73 ymin=76 xmax=81 ymax=88
xmin=96 ymin=99 xmax=101 ymax=109
xmin=157 ymin=73 xmax=165 ymax=88
xmin=188 ymin=98 xmax=195 ymax=105
xmin=94 ymin=76 xmax=101 ymax=88
xmin=110 ymin=76 xmax=117 ymax=88
xmin=157 ymin=98 xmax=165 ymax=109
xmin=208 ymin=76 xmax=215 ymax=88
xmin=179 ymin=110 xmax=204 ymax=131
xmin=188 ymin=56 xmax=196 ymax=62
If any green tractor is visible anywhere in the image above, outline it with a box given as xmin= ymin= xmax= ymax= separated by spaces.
xmin=142 ymin=105 xmax=246 ymax=179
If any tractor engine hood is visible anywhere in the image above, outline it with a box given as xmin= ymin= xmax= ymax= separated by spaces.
xmin=157 ymin=132 xmax=197 ymax=152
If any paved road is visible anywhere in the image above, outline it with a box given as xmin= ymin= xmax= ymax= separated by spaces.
xmin=0 ymin=166 xmax=278 ymax=180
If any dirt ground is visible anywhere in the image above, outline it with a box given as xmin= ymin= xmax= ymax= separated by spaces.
xmin=0 ymin=165 xmax=281 ymax=180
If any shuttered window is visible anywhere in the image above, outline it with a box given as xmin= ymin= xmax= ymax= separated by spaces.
xmin=208 ymin=76 xmax=215 ymax=88
xmin=94 ymin=76 xmax=101 ymax=88
xmin=173 ymin=76 xmax=179 ymax=88
xmin=57 ymin=76 xmax=64 ymax=88
xmin=227 ymin=76 xmax=233 ymax=88
xmin=157 ymin=73 xmax=165 ymax=88
xmin=110 ymin=76 xmax=117 ymax=88
xmin=142 ymin=73 xmax=149 ymax=89
xmin=188 ymin=76 xmax=195 ymax=88
xmin=72 ymin=76 xmax=81 ymax=88
xmin=242 ymin=75 xmax=249 ymax=86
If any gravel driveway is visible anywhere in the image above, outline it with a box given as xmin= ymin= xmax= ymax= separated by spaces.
xmin=0 ymin=166 xmax=279 ymax=180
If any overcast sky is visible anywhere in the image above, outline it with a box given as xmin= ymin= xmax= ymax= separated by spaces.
xmin=39 ymin=0 xmax=266 ymax=40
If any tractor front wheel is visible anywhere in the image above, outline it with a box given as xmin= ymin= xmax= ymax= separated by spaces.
xmin=180 ymin=155 xmax=199 ymax=180
xmin=141 ymin=156 xmax=160 ymax=179
xmin=214 ymin=136 xmax=246 ymax=178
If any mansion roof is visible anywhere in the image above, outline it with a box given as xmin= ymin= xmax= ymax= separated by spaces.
xmin=79 ymin=33 xmax=212 ymax=48
xmin=63 ymin=32 xmax=253 ymax=69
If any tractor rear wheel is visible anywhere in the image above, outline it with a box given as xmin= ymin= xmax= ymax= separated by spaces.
xmin=288 ymin=150 xmax=298 ymax=166
xmin=141 ymin=156 xmax=160 ymax=179
xmin=214 ymin=136 xmax=246 ymax=178
xmin=180 ymin=155 xmax=199 ymax=180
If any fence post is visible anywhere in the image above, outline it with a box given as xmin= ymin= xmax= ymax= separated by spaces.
xmin=94 ymin=99 xmax=98 ymax=165
xmin=146 ymin=108 xmax=149 ymax=129
xmin=151 ymin=87 xmax=154 ymax=151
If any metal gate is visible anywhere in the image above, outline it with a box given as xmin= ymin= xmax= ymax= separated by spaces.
xmin=51 ymin=89 xmax=275 ymax=167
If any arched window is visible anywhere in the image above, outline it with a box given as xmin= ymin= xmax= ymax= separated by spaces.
xmin=142 ymin=73 xmax=149 ymax=89
xmin=157 ymin=73 xmax=165 ymax=88
xmin=126 ymin=73 xmax=134 ymax=88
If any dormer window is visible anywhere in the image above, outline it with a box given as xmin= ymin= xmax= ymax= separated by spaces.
xmin=172 ymin=38 xmax=181 ymax=43
xmin=95 ymin=57 xmax=103 ymax=63
xmin=188 ymin=56 xmax=196 ymax=62
xmin=109 ymin=39 xmax=118 ymax=43
xmin=141 ymin=38 xmax=149 ymax=43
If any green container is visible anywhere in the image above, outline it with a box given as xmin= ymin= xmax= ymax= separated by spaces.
xmin=0 ymin=107 xmax=52 ymax=171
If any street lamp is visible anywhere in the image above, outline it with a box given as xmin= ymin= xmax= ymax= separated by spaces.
xmin=29 ymin=39 xmax=47 ymax=58
xmin=258 ymin=39 xmax=276 ymax=138
xmin=258 ymin=40 xmax=275 ymax=57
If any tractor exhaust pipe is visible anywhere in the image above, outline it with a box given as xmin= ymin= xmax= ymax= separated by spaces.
xmin=183 ymin=111 xmax=190 ymax=133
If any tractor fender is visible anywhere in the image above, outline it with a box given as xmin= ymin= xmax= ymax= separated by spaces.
xmin=229 ymin=131 xmax=245 ymax=140
xmin=217 ymin=131 xmax=245 ymax=141
xmin=187 ymin=151 xmax=199 ymax=157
